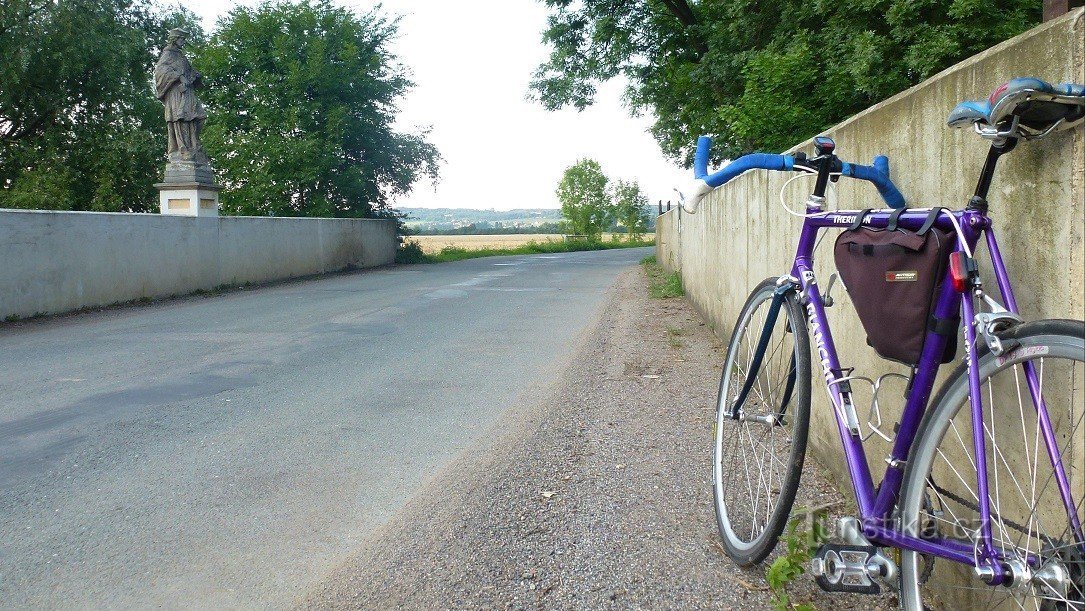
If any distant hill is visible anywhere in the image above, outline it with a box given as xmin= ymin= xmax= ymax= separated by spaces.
xmin=400 ymin=207 xmax=563 ymax=234
xmin=399 ymin=206 xmax=658 ymax=235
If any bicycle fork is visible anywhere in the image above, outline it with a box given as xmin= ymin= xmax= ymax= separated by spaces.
xmin=727 ymin=280 xmax=798 ymax=423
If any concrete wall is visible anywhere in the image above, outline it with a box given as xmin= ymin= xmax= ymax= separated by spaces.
xmin=1 ymin=210 xmax=396 ymax=319
xmin=657 ymin=10 xmax=1084 ymax=487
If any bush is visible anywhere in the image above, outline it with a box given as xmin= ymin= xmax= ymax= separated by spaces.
xmin=396 ymin=240 xmax=428 ymax=264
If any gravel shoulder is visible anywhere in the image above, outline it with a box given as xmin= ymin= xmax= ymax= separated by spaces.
xmin=303 ymin=266 xmax=887 ymax=610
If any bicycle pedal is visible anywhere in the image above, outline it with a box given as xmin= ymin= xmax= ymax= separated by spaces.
xmin=811 ymin=543 xmax=884 ymax=595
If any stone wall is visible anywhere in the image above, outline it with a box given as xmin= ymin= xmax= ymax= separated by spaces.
xmin=0 ymin=211 xmax=397 ymax=319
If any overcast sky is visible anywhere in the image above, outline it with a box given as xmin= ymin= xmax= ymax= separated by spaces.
xmin=181 ymin=0 xmax=689 ymax=210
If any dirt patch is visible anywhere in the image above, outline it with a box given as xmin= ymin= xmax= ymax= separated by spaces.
xmin=303 ymin=267 xmax=892 ymax=610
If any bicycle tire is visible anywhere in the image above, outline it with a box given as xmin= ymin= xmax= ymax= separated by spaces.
xmin=713 ymin=277 xmax=812 ymax=566
xmin=899 ymin=319 xmax=1085 ymax=610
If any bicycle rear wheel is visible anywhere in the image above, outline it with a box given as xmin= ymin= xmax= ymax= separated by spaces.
xmin=899 ymin=319 xmax=1085 ymax=610
xmin=714 ymin=277 xmax=811 ymax=566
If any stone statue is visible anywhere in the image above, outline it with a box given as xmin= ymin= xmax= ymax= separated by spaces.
xmin=155 ymin=29 xmax=211 ymax=182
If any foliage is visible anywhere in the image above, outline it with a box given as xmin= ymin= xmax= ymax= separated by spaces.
xmin=612 ymin=179 xmax=650 ymax=241
xmin=404 ymin=237 xmax=654 ymax=264
xmin=556 ymin=158 xmax=612 ymax=240
xmin=641 ymin=257 xmax=684 ymax=298
xmin=765 ymin=507 xmax=829 ymax=611
xmin=531 ymin=0 xmax=1040 ymax=163
xmin=194 ymin=0 xmax=439 ymax=218
xmin=0 ymin=0 xmax=200 ymax=211
xmin=395 ymin=239 xmax=428 ymax=264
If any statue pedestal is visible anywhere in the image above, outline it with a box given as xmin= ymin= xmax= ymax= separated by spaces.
xmin=164 ymin=159 xmax=214 ymax=184
xmin=155 ymin=181 xmax=222 ymax=217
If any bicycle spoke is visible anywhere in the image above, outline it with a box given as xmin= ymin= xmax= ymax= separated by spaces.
xmin=743 ymin=422 xmax=769 ymax=538
xmin=911 ymin=346 xmax=1085 ymax=610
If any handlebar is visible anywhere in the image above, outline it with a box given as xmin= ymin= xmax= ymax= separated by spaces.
xmin=839 ymin=159 xmax=906 ymax=209
xmin=680 ymin=136 xmax=906 ymax=212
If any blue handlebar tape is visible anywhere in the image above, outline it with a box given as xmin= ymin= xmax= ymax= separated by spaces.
xmin=694 ymin=137 xmax=905 ymax=209
xmin=701 ymin=153 xmax=793 ymax=188
xmin=694 ymin=136 xmax=712 ymax=179
xmin=841 ymin=160 xmax=907 ymax=209
xmin=872 ymin=155 xmax=889 ymax=176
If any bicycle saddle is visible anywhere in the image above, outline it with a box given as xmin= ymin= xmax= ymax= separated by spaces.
xmin=947 ymin=77 xmax=1085 ymax=138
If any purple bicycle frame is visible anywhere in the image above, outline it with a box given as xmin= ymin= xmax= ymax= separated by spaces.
xmin=788 ymin=205 xmax=1083 ymax=581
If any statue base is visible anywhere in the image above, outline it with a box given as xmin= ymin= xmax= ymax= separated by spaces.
xmin=164 ymin=160 xmax=215 ymax=184
xmin=155 ymin=181 xmax=223 ymax=217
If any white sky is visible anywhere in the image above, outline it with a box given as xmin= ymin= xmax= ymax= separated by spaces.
xmin=181 ymin=0 xmax=689 ymax=210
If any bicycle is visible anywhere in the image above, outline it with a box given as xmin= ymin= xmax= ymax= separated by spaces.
xmin=678 ymin=77 xmax=1085 ymax=609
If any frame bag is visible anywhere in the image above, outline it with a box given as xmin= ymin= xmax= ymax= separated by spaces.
xmin=833 ymin=208 xmax=957 ymax=365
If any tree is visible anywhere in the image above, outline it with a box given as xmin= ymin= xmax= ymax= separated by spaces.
xmin=556 ymin=159 xmax=611 ymax=240
xmin=531 ymin=0 xmax=1039 ymax=164
xmin=0 ymin=0 xmax=200 ymax=211
xmin=193 ymin=1 xmax=440 ymax=218
xmin=612 ymin=179 xmax=649 ymax=241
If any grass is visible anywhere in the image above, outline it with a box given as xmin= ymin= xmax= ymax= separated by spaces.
xmin=666 ymin=327 xmax=686 ymax=348
xmin=641 ymin=255 xmax=684 ymax=298
xmin=397 ymin=237 xmax=655 ymax=264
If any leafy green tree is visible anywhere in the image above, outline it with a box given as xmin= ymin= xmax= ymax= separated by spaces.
xmin=0 ymin=0 xmax=199 ymax=211
xmin=612 ymin=179 xmax=650 ymax=241
xmin=556 ymin=158 xmax=611 ymax=240
xmin=531 ymin=0 xmax=1039 ymax=163
xmin=193 ymin=1 xmax=440 ymax=218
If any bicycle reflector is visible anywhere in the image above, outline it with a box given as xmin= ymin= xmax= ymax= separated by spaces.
xmin=949 ymin=252 xmax=978 ymax=292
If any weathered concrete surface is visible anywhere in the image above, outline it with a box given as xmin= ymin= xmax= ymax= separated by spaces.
xmin=0 ymin=211 xmax=396 ymax=319
xmin=657 ymin=10 xmax=1084 ymax=486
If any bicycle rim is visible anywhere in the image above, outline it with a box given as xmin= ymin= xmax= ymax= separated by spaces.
xmin=900 ymin=322 xmax=1085 ymax=610
xmin=713 ymin=279 xmax=810 ymax=565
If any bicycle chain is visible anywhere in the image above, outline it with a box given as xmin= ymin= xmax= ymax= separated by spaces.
xmin=925 ymin=478 xmax=1085 ymax=604
xmin=928 ymin=477 xmax=1036 ymax=538
xmin=918 ymin=477 xmax=1033 ymax=586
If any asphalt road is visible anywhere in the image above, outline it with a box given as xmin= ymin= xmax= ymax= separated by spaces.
xmin=0 ymin=247 xmax=650 ymax=609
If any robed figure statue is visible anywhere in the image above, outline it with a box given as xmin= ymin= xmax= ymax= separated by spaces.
xmin=154 ymin=29 xmax=209 ymax=166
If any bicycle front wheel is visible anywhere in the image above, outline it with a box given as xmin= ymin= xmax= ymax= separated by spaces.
xmin=714 ymin=277 xmax=811 ymax=566
xmin=899 ymin=319 xmax=1085 ymax=610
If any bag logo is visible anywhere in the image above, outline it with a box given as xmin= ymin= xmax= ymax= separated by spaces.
xmin=886 ymin=271 xmax=917 ymax=282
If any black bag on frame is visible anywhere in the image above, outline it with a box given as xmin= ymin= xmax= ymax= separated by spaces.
xmin=833 ymin=207 xmax=958 ymax=366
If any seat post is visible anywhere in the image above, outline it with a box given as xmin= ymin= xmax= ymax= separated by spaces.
xmin=969 ymin=138 xmax=1018 ymax=210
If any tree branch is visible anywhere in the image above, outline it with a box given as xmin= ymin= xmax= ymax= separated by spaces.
xmin=657 ymin=0 xmax=696 ymax=27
